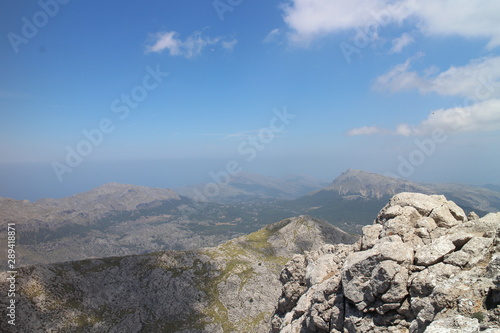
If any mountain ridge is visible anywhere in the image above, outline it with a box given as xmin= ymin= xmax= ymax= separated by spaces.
xmin=272 ymin=169 xmax=500 ymax=235
xmin=322 ymin=169 xmax=432 ymax=199
xmin=0 ymin=182 xmax=182 ymax=225
xmin=2 ymin=170 xmax=499 ymax=266
xmin=2 ymin=194 xmax=498 ymax=332
xmin=176 ymin=172 xmax=328 ymax=202
xmin=0 ymin=215 xmax=357 ymax=332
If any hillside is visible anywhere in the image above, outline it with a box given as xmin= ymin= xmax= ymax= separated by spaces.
xmin=285 ymin=169 xmax=500 ymax=233
xmin=0 ymin=216 xmax=357 ymax=332
xmin=0 ymin=183 xmax=301 ymax=266
xmin=0 ymin=182 xmax=181 ymax=226
xmin=484 ymin=184 xmax=500 ymax=193
xmin=0 ymin=183 xmax=203 ymax=266
xmin=176 ymin=172 xmax=328 ymax=202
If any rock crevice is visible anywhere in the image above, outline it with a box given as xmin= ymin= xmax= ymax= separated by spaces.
xmin=272 ymin=192 xmax=500 ymax=333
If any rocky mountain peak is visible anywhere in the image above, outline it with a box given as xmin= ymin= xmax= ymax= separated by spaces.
xmin=235 ymin=215 xmax=358 ymax=258
xmin=272 ymin=192 xmax=500 ymax=332
xmin=327 ymin=169 xmax=430 ymax=199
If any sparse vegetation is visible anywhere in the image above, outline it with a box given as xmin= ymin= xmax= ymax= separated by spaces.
xmin=471 ymin=311 xmax=486 ymax=323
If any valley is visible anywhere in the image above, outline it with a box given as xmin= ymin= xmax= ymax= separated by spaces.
xmin=1 ymin=169 xmax=500 ymax=267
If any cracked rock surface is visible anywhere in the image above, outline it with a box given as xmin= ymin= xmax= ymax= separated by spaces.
xmin=272 ymin=192 xmax=500 ymax=333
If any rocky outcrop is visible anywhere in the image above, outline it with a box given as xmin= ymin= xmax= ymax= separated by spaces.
xmin=272 ymin=192 xmax=500 ymax=333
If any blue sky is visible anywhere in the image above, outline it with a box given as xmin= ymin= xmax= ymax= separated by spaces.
xmin=1 ymin=0 xmax=500 ymax=200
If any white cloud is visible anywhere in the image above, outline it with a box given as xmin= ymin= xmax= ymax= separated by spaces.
xmin=389 ymin=33 xmax=414 ymax=53
xmin=145 ymin=31 xmax=179 ymax=54
xmin=407 ymin=0 xmax=500 ymax=49
xmin=348 ymin=99 xmax=500 ymax=136
xmin=282 ymin=0 xmax=395 ymax=44
xmin=145 ymin=31 xmax=236 ymax=58
xmin=358 ymin=56 xmax=500 ymax=137
xmin=281 ymin=0 xmax=500 ymax=48
xmin=221 ymin=39 xmax=238 ymax=51
xmin=402 ymin=99 xmax=500 ymax=135
xmin=374 ymin=56 xmax=500 ymax=100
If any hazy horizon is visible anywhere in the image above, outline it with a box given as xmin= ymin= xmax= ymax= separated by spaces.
xmin=1 ymin=159 xmax=499 ymax=202
xmin=2 ymin=1 xmax=500 ymax=201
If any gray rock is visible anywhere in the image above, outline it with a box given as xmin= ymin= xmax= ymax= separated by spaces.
xmin=429 ymin=205 xmax=461 ymax=228
xmin=373 ymin=236 xmax=414 ymax=264
xmin=273 ymin=193 xmax=500 ymax=333
xmin=415 ymin=237 xmax=456 ymax=266
xmin=416 ymin=217 xmax=438 ymax=232
xmin=410 ymin=263 xmax=460 ymax=297
xmin=361 ymin=224 xmax=383 ymax=250
xmin=381 ymin=265 xmax=409 ymax=304
xmin=444 ymin=237 xmax=494 ymax=267
xmin=312 ymin=314 xmax=329 ymax=331
xmin=380 ymin=193 xmax=447 ymax=217
xmin=424 ymin=315 xmax=480 ymax=333
xmin=468 ymin=212 xmax=480 ymax=220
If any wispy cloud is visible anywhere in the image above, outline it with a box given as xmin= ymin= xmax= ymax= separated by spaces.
xmin=347 ymin=126 xmax=386 ymax=136
xmin=221 ymin=39 xmax=238 ymax=50
xmin=348 ymin=100 xmax=500 ymax=137
xmin=389 ymin=33 xmax=414 ymax=54
xmin=374 ymin=56 xmax=500 ymax=99
xmin=196 ymin=129 xmax=287 ymax=140
xmin=281 ymin=0 xmax=500 ymax=48
xmin=350 ymin=55 xmax=500 ymax=137
xmin=145 ymin=30 xmax=236 ymax=58
xmin=349 ymin=99 xmax=500 ymax=136
xmin=264 ymin=29 xmax=282 ymax=44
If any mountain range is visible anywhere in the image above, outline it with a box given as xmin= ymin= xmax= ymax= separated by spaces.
xmin=176 ymin=172 xmax=328 ymax=202
xmin=2 ymin=193 xmax=498 ymax=332
xmin=282 ymin=169 xmax=500 ymax=233
xmin=0 ymin=216 xmax=357 ymax=332
xmin=1 ymin=169 xmax=499 ymax=267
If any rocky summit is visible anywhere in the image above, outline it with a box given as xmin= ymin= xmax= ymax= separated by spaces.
xmin=272 ymin=192 xmax=500 ymax=333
